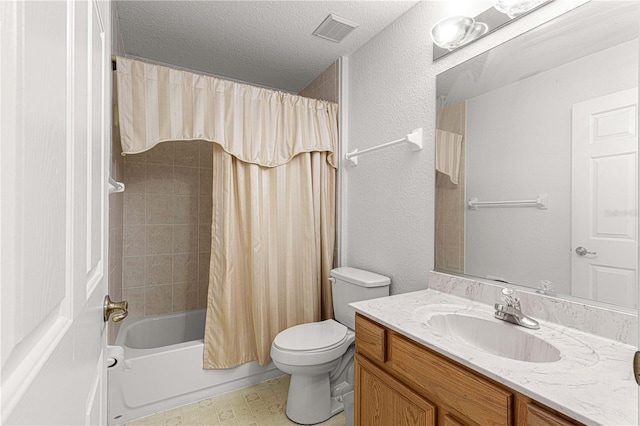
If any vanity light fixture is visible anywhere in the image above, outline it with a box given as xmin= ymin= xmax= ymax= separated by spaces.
xmin=430 ymin=16 xmax=489 ymax=51
xmin=489 ymin=0 xmax=547 ymax=18
xmin=431 ymin=0 xmax=551 ymax=59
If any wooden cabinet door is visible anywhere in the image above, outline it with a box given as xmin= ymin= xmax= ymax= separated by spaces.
xmin=355 ymin=354 xmax=435 ymax=426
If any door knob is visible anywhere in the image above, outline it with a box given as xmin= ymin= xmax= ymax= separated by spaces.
xmin=104 ymin=295 xmax=128 ymax=322
xmin=575 ymin=246 xmax=597 ymax=256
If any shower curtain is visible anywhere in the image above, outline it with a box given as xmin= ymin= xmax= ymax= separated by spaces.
xmin=207 ymin=146 xmax=335 ymax=367
xmin=115 ymin=57 xmax=338 ymax=368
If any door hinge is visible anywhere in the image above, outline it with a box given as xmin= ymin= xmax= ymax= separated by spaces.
xmin=634 ymin=351 xmax=640 ymax=385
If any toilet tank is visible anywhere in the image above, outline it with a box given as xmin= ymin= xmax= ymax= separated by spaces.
xmin=330 ymin=267 xmax=391 ymax=330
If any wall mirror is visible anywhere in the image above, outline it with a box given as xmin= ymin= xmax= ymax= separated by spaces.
xmin=435 ymin=1 xmax=639 ymax=310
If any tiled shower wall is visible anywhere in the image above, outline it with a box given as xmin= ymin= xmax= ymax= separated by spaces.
xmin=435 ymin=102 xmax=466 ymax=273
xmin=298 ymin=61 xmax=338 ymax=103
xmin=122 ymin=141 xmax=212 ymax=318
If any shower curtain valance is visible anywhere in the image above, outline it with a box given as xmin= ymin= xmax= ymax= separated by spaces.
xmin=115 ymin=57 xmax=337 ymax=168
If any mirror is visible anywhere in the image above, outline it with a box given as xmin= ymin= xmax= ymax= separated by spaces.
xmin=435 ymin=1 xmax=639 ymax=309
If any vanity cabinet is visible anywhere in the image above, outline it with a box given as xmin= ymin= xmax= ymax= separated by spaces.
xmin=354 ymin=314 xmax=583 ymax=426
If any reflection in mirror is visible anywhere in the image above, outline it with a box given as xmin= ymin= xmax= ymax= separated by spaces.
xmin=435 ymin=2 xmax=639 ymax=309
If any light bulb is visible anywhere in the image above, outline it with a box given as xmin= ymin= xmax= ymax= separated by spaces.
xmin=430 ymin=16 xmax=489 ymax=51
xmin=489 ymin=0 xmax=546 ymax=18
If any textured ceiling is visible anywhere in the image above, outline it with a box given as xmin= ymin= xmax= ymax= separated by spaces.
xmin=115 ymin=1 xmax=419 ymax=93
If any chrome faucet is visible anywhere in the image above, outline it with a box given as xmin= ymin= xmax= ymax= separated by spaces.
xmin=494 ymin=288 xmax=539 ymax=329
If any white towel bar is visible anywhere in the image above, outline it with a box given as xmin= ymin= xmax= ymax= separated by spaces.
xmin=345 ymin=128 xmax=423 ymax=166
xmin=468 ymin=194 xmax=548 ymax=210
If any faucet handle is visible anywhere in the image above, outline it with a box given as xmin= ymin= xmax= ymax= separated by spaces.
xmin=500 ymin=287 xmax=519 ymax=307
xmin=536 ymin=280 xmax=555 ymax=295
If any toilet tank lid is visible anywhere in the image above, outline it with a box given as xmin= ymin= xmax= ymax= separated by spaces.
xmin=330 ymin=267 xmax=391 ymax=287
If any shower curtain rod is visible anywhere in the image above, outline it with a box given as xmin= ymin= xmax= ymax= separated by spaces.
xmin=110 ymin=55 xmax=296 ymax=94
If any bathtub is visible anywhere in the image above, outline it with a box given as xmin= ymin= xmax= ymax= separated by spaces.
xmin=108 ymin=309 xmax=280 ymax=425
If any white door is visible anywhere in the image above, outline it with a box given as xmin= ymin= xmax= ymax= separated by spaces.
xmin=571 ymin=88 xmax=638 ymax=308
xmin=1 ymin=0 xmax=111 ymax=424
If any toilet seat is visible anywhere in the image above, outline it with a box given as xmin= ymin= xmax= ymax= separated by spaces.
xmin=271 ymin=320 xmax=354 ymax=367
xmin=273 ymin=319 xmax=347 ymax=352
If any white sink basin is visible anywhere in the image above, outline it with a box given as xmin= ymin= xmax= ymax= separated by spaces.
xmin=428 ymin=314 xmax=561 ymax=363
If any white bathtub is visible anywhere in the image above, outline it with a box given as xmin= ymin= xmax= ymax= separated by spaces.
xmin=108 ymin=309 xmax=280 ymax=425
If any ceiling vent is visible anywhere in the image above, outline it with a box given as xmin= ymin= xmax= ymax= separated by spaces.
xmin=313 ymin=14 xmax=359 ymax=43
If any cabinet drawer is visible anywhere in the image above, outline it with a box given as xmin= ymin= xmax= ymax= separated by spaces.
xmin=355 ymin=314 xmax=387 ymax=363
xmin=387 ymin=331 xmax=513 ymax=425
xmin=522 ymin=402 xmax=578 ymax=426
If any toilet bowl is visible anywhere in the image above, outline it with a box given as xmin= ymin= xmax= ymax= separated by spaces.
xmin=270 ymin=267 xmax=391 ymax=425
xmin=271 ymin=320 xmax=355 ymax=424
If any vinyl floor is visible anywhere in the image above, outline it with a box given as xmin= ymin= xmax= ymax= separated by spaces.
xmin=123 ymin=375 xmax=347 ymax=426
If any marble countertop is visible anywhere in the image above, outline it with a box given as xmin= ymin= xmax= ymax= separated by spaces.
xmin=350 ymin=289 xmax=637 ymax=425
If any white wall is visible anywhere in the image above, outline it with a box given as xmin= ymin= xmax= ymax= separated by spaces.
xmin=344 ymin=1 xmax=433 ymax=295
xmin=465 ymin=40 xmax=638 ymax=294
xmin=344 ymin=0 xmax=590 ymax=295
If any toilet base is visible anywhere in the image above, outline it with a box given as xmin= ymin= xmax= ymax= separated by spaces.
xmin=285 ymin=373 xmax=345 ymax=424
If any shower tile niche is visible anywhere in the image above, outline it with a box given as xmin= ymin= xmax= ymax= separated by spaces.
xmin=122 ymin=141 xmax=212 ymax=318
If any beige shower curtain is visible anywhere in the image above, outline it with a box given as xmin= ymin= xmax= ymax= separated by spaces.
xmin=115 ymin=56 xmax=337 ymax=369
xmin=204 ymin=146 xmax=335 ymax=368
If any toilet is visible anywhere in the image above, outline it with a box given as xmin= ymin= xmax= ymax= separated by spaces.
xmin=270 ymin=267 xmax=391 ymax=424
